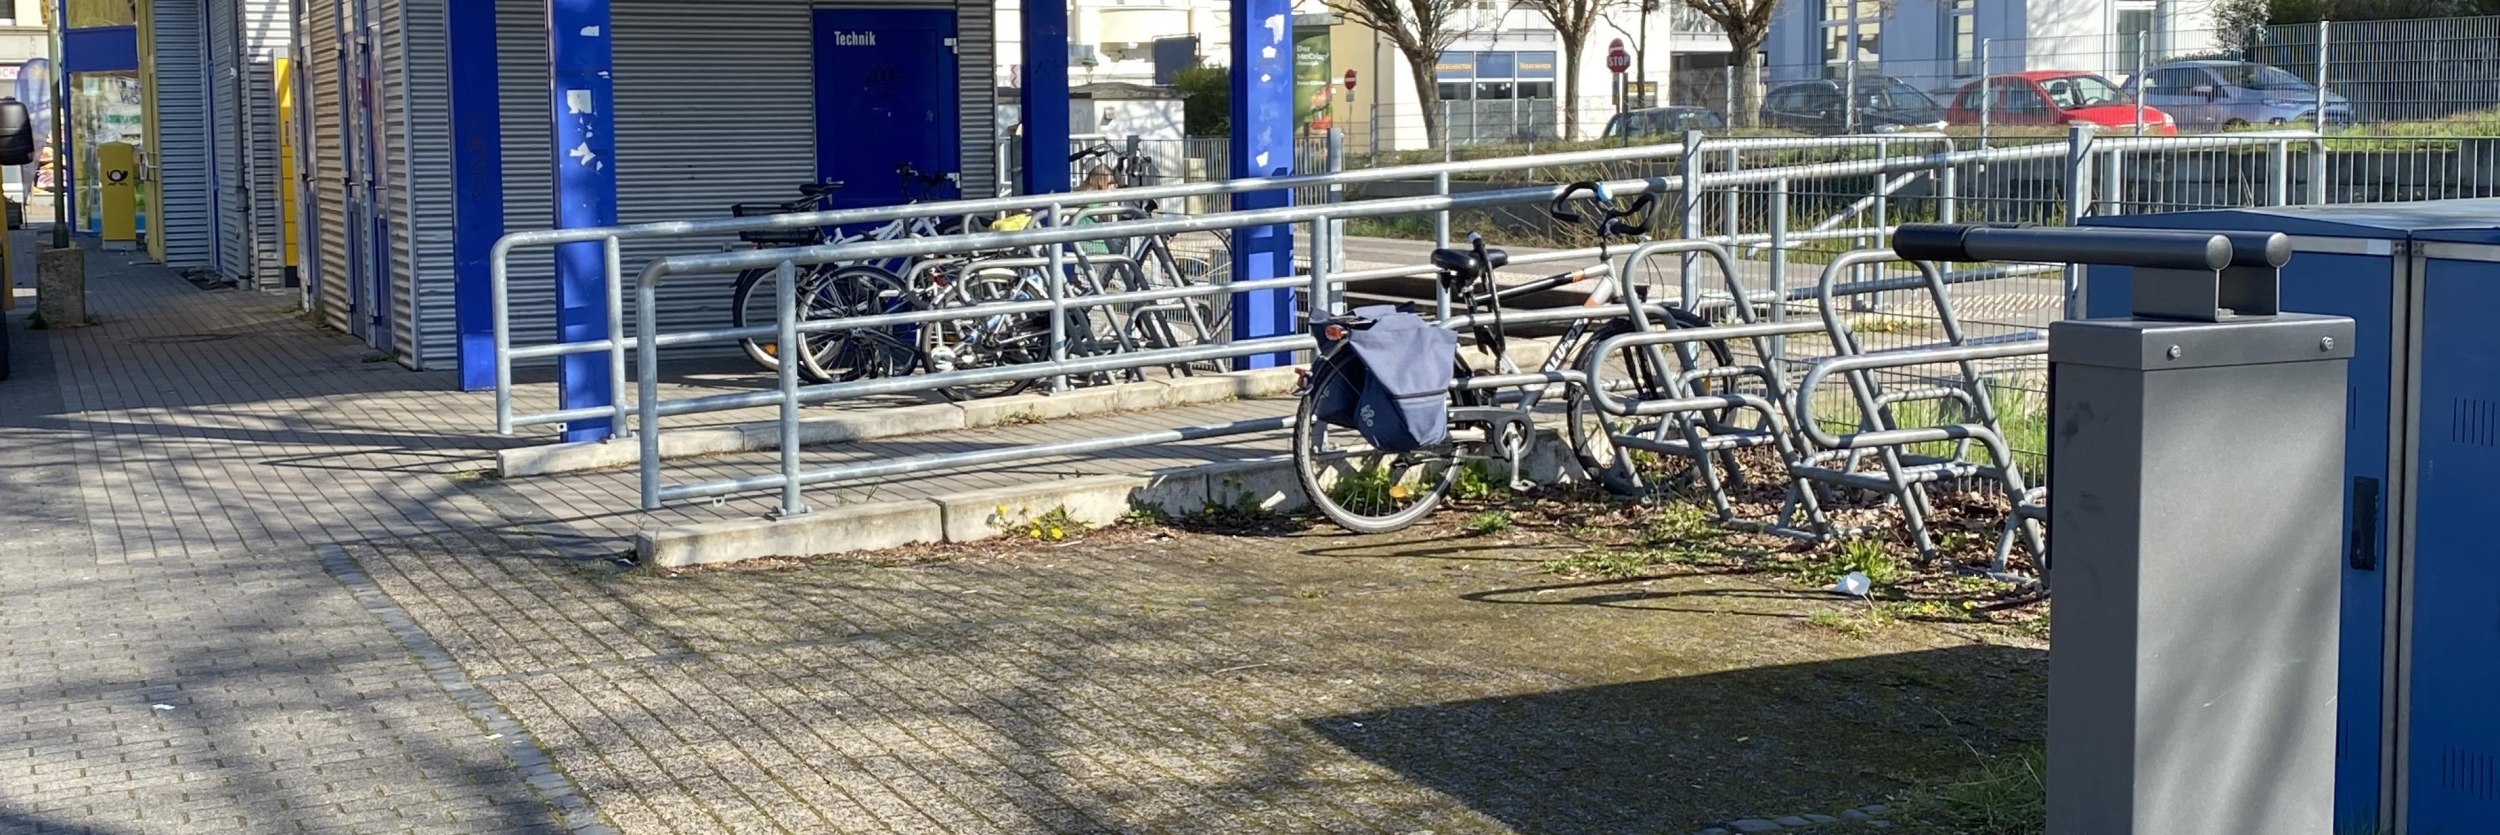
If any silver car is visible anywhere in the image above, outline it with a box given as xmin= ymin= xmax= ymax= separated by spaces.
xmin=2126 ymin=60 xmax=2354 ymax=131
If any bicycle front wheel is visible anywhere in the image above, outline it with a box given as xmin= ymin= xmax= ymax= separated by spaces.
xmin=1292 ymin=365 xmax=1457 ymax=534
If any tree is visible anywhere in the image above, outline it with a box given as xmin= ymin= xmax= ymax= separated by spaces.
xmin=1522 ymin=0 xmax=1619 ymax=138
xmin=1173 ymin=65 xmax=1232 ymax=136
xmin=1327 ymin=0 xmax=1474 ymax=146
xmin=1679 ymin=0 xmax=1781 ymax=127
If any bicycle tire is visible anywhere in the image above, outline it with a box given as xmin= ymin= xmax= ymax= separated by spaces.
xmin=794 ymin=265 xmax=925 ymax=384
xmin=1564 ymin=311 xmax=1739 ymax=498
xmin=1293 ymin=360 xmax=1457 ymax=534
xmin=927 ymin=266 xmax=1044 ymax=401
xmin=730 ymin=266 xmax=787 ymax=374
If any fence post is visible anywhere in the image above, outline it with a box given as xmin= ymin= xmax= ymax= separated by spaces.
xmin=2134 ymin=34 xmax=2147 ymax=137
xmin=2315 ymin=20 xmax=2331 ymax=130
xmin=1843 ymin=59 xmax=1859 ymax=134
xmin=2267 ymin=141 xmax=2291 ymax=207
xmin=1939 ymin=157 xmax=1958 ymax=224
xmin=1046 ymin=201 xmax=1069 ymax=391
xmin=1768 ymin=178 xmax=1788 ymax=370
xmin=1679 ymin=129 xmax=1705 ymax=304
xmin=1979 ymin=39 xmax=1994 ymax=148
xmin=1326 ymin=126 xmax=1345 ymax=308
xmin=2062 ymin=125 xmax=2093 ymax=317
xmin=770 ymin=259 xmax=809 ymax=521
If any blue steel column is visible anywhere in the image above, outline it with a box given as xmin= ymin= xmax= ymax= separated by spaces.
xmin=1019 ymin=0 xmax=1070 ymax=195
xmin=1228 ymin=0 xmax=1294 ymax=369
xmin=550 ymin=0 xmax=616 ymax=442
xmin=449 ymin=0 xmax=504 ymax=392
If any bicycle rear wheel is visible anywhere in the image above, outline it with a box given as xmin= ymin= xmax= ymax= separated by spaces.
xmin=1292 ymin=362 xmax=1457 ymax=534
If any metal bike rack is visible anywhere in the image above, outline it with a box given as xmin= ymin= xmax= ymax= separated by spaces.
xmin=1893 ymin=222 xmax=2353 ymax=835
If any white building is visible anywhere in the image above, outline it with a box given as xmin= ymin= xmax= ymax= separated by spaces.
xmin=996 ymin=0 xmax=1735 ymax=148
xmin=1765 ymin=0 xmax=2231 ymax=96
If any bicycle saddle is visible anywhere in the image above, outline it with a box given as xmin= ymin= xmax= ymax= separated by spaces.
xmin=798 ymin=181 xmax=844 ymax=197
xmin=1429 ymin=246 xmax=1508 ymax=279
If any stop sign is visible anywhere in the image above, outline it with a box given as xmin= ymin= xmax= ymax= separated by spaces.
xmin=1607 ymin=39 xmax=1630 ymax=73
xmin=1344 ymin=69 xmax=1357 ymax=92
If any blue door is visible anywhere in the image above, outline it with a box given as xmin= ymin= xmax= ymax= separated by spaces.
xmin=812 ymin=8 xmax=960 ymax=210
xmin=2407 ymin=256 xmax=2500 ymax=832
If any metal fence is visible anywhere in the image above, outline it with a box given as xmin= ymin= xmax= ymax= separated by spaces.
xmin=494 ymin=117 xmax=2500 ymax=524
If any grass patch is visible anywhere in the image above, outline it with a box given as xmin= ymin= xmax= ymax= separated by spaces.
xmin=1790 ymin=537 xmax=1906 ymax=589
xmin=1889 ymin=745 xmax=2045 ymax=835
xmin=1461 ymin=510 xmax=1516 ymax=536
xmin=1538 ymin=547 xmax=1694 ymax=579
xmin=988 ymin=504 xmax=1091 ymax=543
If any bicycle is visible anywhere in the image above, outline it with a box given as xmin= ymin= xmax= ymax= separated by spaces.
xmin=1292 ymin=183 xmax=1735 ymax=533
xmin=726 ymin=165 xmax=963 ymax=383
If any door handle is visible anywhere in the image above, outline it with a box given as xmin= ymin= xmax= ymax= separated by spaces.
xmin=2348 ymin=476 xmax=2380 ymax=571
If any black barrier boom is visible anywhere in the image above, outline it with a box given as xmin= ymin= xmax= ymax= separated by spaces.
xmin=1892 ymin=223 xmax=2290 ymax=322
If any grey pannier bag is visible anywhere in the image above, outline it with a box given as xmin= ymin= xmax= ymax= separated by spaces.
xmin=1312 ymin=305 xmax=1456 ymax=452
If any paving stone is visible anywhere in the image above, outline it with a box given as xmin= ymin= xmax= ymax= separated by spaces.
xmin=1775 ymin=816 xmax=1811 ymax=826
xmin=1842 ymin=808 xmax=1872 ymax=820
xmin=1805 ymin=812 xmax=1840 ymax=823
xmin=1731 ymin=820 xmax=1783 ymax=833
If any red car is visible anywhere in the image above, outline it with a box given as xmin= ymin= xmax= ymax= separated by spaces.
xmin=1946 ymin=71 xmax=2178 ymax=135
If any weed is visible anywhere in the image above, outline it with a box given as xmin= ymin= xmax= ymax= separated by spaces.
xmin=1889 ymin=746 xmax=2045 ymax=835
xmin=1805 ymin=610 xmax=1869 ymax=638
xmin=1638 ymin=501 xmax=1722 ymax=547
xmin=1461 ymin=510 xmax=1515 ymax=536
xmin=361 ymin=351 xmax=395 ymax=364
xmin=2018 ymin=613 xmax=2051 ymax=639
xmin=1292 ymin=587 xmax=1330 ymax=600
xmin=1790 ymin=537 xmax=1905 ymax=588
xmin=1119 ymin=502 xmax=1173 ymax=527
xmin=1850 ymin=315 xmax=1927 ymax=335
xmin=998 ymin=407 xmax=1046 ymax=426
xmin=1538 ymin=547 xmax=1690 ymax=579
xmin=988 ymin=504 xmax=1091 ymax=543
xmin=1327 ymin=464 xmax=1412 ymax=510
xmin=24 ymin=310 xmax=45 ymax=330
xmin=1451 ymin=460 xmax=1507 ymax=502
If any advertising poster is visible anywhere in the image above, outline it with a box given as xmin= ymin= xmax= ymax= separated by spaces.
xmin=1293 ymin=26 xmax=1331 ymax=134
xmin=16 ymin=58 xmax=52 ymax=204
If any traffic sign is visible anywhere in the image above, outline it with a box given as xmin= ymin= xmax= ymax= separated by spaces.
xmin=1606 ymin=39 xmax=1630 ymax=74
xmin=1344 ymin=69 xmax=1357 ymax=92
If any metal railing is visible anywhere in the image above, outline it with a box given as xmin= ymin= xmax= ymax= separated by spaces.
xmin=490 ymin=126 xmax=2335 ymax=522
xmin=490 ymin=132 xmax=1951 ymax=438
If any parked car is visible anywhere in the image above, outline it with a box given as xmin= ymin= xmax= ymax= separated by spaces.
xmin=2123 ymin=60 xmax=2353 ymax=131
xmin=1601 ymin=106 xmax=1726 ymax=139
xmin=1758 ymin=77 xmax=1947 ymax=134
xmin=1946 ymin=71 xmax=2178 ymax=135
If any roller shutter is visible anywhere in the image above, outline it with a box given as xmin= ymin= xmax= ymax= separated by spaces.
xmin=307 ymin=0 xmax=351 ymax=332
xmin=495 ymin=0 xmax=556 ymax=350
xmin=608 ymin=0 xmax=815 ymax=352
xmin=243 ymin=0 xmax=294 ymax=285
xmin=955 ymin=0 xmax=996 ymax=199
xmin=381 ymin=0 xmax=454 ymax=368
xmin=209 ymin=0 xmax=253 ymax=281
xmin=150 ymin=0 xmax=214 ymax=268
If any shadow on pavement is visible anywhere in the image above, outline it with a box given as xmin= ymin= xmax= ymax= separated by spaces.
xmin=1311 ymin=644 xmax=2046 ymax=832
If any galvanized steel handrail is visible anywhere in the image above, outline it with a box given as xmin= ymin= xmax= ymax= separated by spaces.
xmin=490 ymin=132 xmax=1953 ymax=435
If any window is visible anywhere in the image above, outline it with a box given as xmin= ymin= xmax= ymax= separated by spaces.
xmin=2039 ymin=74 xmax=2128 ymax=108
xmin=2214 ymin=62 xmax=2312 ymax=91
xmin=1819 ymin=0 xmax=1885 ymax=77
xmin=1997 ymin=83 xmax=2049 ymax=113
xmin=1946 ymin=0 xmax=1976 ymax=77
xmin=2116 ymin=1 xmax=2157 ymax=77
xmin=1515 ymin=81 xmax=1554 ymax=100
xmin=1475 ymin=80 xmax=1516 ymax=100
xmin=2145 ymin=66 xmax=2204 ymax=95
xmin=1439 ymin=82 xmax=1472 ymax=102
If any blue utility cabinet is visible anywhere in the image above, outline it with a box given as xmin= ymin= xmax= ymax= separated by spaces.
xmin=2083 ymin=200 xmax=2500 ymax=835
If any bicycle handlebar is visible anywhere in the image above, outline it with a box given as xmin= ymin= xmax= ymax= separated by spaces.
xmin=1547 ymin=181 xmax=1654 ymax=239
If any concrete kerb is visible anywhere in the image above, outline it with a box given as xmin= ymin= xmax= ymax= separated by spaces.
xmin=496 ymin=367 xmax=1301 ymax=478
xmin=628 ymin=426 xmax=1589 ymax=569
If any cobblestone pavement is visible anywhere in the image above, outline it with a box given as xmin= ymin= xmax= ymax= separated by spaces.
xmin=1 ymin=241 xmax=2045 ymax=833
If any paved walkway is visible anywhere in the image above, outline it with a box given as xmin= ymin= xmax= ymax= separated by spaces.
xmin=1 ymin=239 xmax=2046 ymax=834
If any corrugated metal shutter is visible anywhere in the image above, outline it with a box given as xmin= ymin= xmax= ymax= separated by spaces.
xmin=379 ymin=0 xmax=412 ymax=354
xmin=243 ymin=0 xmax=293 ymax=284
xmin=150 ymin=0 xmax=214 ymax=268
xmin=383 ymin=0 xmax=454 ymax=369
xmin=496 ymin=0 xmax=557 ymax=350
xmin=309 ymin=0 xmax=352 ymax=332
xmin=608 ymin=0 xmax=815 ymax=352
xmin=209 ymin=0 xmax=253 ymax=281
xmin=956 ymin=0 xmax=997 ymax=199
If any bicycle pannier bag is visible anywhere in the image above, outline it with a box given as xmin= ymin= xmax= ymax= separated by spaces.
xmin=1342 ymin=310 xmax=1456 ymax=451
